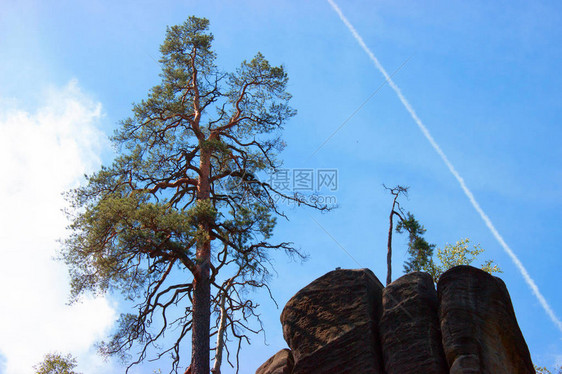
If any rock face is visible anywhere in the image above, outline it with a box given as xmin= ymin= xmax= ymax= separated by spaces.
xmin=280 ymin=268 xmax=385 ymax=374
xmin=255 ymin=349 xmax=294 ymax=374
xmin=438 ymin=265 xmax=535 ymax=374
xmin=257 ymin=265 xmax=535 ymax=374
xmin=379 ymin=272 xmax=448 ymax=374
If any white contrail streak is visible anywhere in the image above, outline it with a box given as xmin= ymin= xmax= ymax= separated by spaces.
xmin=327 ymin=0 xmax=562 ymax=333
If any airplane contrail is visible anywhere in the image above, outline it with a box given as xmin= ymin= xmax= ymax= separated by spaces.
xmin=326 ymin=0 xmax=562 ymax=333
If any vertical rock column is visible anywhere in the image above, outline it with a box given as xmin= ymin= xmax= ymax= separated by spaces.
xmin=379 ymin=272 xmax=448 ymax=374
xmin=280 ymin=268 xmax=385 ymax=374
xmin=438 ymin=265 xmax=535 ymax=374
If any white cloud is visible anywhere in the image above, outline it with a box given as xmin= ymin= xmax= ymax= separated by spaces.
xmin=0 ymin=80 xmax=117 ymax=374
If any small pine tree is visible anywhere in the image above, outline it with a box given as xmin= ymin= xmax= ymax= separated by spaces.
xmin=396 ymin=212 xmax=435 ymax=273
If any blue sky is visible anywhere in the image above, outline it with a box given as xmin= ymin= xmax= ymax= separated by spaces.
xmin=1 ymin=1 xmax=561 ymax=373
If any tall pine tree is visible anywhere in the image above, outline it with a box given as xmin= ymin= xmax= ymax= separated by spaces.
xmin=61 ymin=17 xmax=326 ymax=374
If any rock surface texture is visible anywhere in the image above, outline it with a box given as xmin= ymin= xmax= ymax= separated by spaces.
xmin=438 ymin=265 xmax=535 ymax=374
xmin=257 ymin=265 xmax=535 ymax=374
xmin=280 ymin=268 xmax=385 ymax=374
xmin=379 ymin=272 xmax=448 ymax=374
xmin=255 ymin=349 xmax=294 ymax=374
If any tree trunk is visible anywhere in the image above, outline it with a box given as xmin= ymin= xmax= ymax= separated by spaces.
xmin=387 ymin=210 xmax=393 ymax=286
xmin=192 ymin=147 xmax=212 ymax=374
xmin=211 ymin=280 xmax=232 ymax=374
xmin=192 ymin=264 xmax=210 ymax=374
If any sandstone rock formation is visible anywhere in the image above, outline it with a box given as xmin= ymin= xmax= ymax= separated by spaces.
xmin=438 ymin=265 xmax=535 ymax=374
xmin=280 ymin=268 xmax=385 ymax=374
xmin=256 ymin=265 xmax=535 ymax=374
xmin=379 ymin=272 xmax=448 ymax=374
xmin=255 ymin=349 xmax=294 ymax=374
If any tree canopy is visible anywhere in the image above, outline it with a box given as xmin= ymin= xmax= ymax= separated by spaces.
xmin=61 ymin=16 xmax=326 ymax=374
xmin=33 ymin=353 xmax=81 ymax=374
xmin=535 ymin=365 xmax=562 ymax=374
xmin=422 ymin=238 xmax=502 ymax=282
xmin=396 ymin=212 xmax=435 ymax=274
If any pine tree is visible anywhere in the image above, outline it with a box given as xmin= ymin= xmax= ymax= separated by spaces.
xmin=396 ymin=212 xmax=435 ymax=273
xmin=61 ymin=17 xmax=326 ymax=374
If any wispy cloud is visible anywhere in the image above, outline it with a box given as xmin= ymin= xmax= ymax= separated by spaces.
xmin=326 ymin=0 xmax=562 ymax=334
xmin=0 ymin=80 xmax=117 ymax=373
